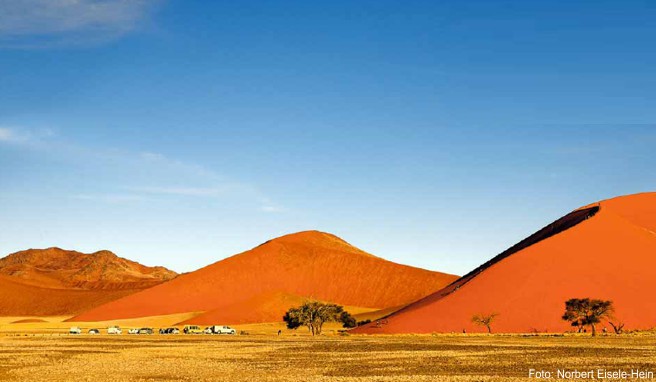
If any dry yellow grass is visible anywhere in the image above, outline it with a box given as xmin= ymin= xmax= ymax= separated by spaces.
xmin=1 ymin=331 xmax=656 ymax=381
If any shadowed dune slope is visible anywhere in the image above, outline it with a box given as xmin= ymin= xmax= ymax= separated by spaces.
xmin=71 ymin=231 xmax=458 ymax=323
xmin=354 ymin=192 xmax=656 ymax=334
xmin=0 ymin=248 xmax=177 ymax=316
xmin=179 ymin=291 xmax=376 ymax=325
xmin=0 ymin=275 xmax=144 ymax=316
xmin=180 ymin=292 xmax=310 ymax=325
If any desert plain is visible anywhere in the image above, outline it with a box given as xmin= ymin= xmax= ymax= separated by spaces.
xmin=1 ymin=322 xmax=656 ymax=382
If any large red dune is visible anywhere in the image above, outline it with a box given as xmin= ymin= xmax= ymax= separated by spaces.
xmin=71 ymin=231 xmax=458 ymax=323
xmin=354 ymin=192 xmax=656 ymax=334
xmin=0 ymin=248 xmax=177 ymax=316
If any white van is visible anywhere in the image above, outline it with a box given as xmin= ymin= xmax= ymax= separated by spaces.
xmin=107 ymin=326 xmax=122 ymax=335
xmin=205 ymin=325 xmax=236 ymax=335
xmin=69 ymin=327 xmax=82 ymax=334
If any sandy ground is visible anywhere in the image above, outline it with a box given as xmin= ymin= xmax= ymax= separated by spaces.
xmin=1 ymin=331 xmax=656 ymax=381
xmin=0 ymin=312 xmax=387 ymax=336
xmin=0 ymin=316 xmax=343 ymax=336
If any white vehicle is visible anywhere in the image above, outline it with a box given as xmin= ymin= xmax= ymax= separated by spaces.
xmin=205 ymin=325 xmax=236 ymax=335
xmin=69 ymin=327 xmax=82 ymax=335
xmin=107 ymin=326 xmax=122 ymax=335
xmin=128 ymin=328 xmax=139 ymax=335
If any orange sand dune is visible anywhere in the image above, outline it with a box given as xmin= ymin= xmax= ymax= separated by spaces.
xmin=354 ymin=192 xmax=656 ymax=334
xmin=180 ymin=291 xmax=376 ymax=325
xmin=10 ymin=318 xmax=47 ymax=324
xmin=0 ymin=275 xmax=143 ymax=316
xmin=71 ymin=231 xmax=458 ymax=323
xmin=0 ymin=248 xmax=177 ymax=316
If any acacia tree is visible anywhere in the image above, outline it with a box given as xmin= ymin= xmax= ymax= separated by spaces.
xmin=283 ymin=301 xmax=354 ymax=336
xmin=562 ymin=298 xmax=614 ymax=336
xmin=608 ymin=321 xmax=625 ymax=335
xmin=471 ymin=313 xmax=498 ymax=333
xmin=340 ymin=311 xmax=357 ymax=328
xmin=282 ymin=306 xmax=307 ymax=332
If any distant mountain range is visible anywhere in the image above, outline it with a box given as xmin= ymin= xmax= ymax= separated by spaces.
xmin=0 ymin=248 xmax=176 ymax=316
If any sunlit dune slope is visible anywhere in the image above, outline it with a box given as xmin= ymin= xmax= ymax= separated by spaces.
xmin=71 ymin=231 xmax=457 ymax=323
xmin=354 ymin=192 xmax=656 ymax=334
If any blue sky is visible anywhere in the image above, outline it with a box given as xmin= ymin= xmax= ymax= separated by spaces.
xmin=1 ymin=0 xmax=655 ymax=274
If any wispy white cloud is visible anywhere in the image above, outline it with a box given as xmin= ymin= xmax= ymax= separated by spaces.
xmin=126 ymin=186 xmax=232 ymax=197
xmin=261 ymin=205 xmax=286 ymax=213
xmin=125 ymin=180 xmax=288 ymax=213
xmin=140 ymin=151 xmax=166 ymax=161
xmin=73 ymin=193 xmax=152 ymax=203
xmin=126 ymin=180 xmax=287 ymax=213
xmin=256 ymin=195 xmax=286 ymax=214
xmin=0 ymin=127 xmax=15 ymax=142
xmin=0 ymin=0 xmax=160 ymax=48
xmin=0 ymin=126 xmax=55 ymax=144
xmin=1 ymin=127 xmax=285 ymax=212
xmin=139 ymin=151 xmax=218 ymax=179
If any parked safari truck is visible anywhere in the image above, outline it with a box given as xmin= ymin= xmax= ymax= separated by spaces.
xmin=183 ymin=325 xmax=203 ymax=334
xmin=205 ymin=325 xmax=236 ymax=335
xmin=107 ymin=326 xmax=122 ymax=335
xmin=69 ymin=327 xmax=82 ymax=335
